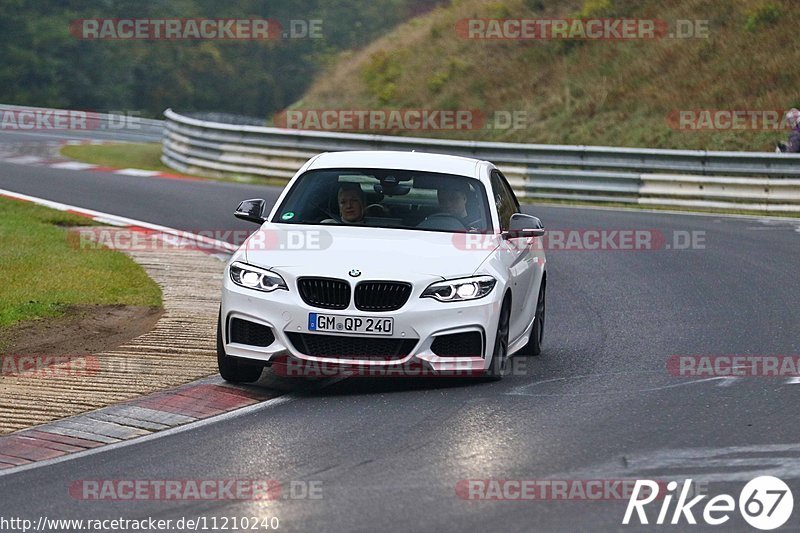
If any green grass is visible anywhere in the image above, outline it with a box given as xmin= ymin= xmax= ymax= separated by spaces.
xmin=60 ymin=143 xmax=174 ymax=173
xmin=297 ymin=0 xmax=799 ymax=151
xmin=0 ymin=197 xmax=162 ymax=329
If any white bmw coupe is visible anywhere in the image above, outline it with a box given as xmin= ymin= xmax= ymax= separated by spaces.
xmin=218 ymin=151 xmax=546 ymax=381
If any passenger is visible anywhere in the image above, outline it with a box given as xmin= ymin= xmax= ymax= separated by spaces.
xmin=779 ymin=108 xmax=800 ymax=153
xmin=416 ymin=182 xmax=478 ymax=231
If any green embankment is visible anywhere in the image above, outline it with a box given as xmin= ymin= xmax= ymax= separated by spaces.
xmin=295 ymin=0 xmax=798 ymax=151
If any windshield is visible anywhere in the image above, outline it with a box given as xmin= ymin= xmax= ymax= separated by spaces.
xmin=272 ymin=168 xmax=492 ymax=233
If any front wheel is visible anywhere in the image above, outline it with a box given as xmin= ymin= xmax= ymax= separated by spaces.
xmin=217 ymin=311 xmax=264 ymax=383
xmin=520 ymin=281 xmax=545 ymax=356
xmin=486 ymin=300 xmax=511 ymax=380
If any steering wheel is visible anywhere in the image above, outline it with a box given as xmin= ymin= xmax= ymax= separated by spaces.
xmin=419 ymin=213 xmax=468 ymax=230
xmin=461 ymin=216 xmax=483 ymax=229
xmin=366 ymin=203 xmax=390 ymax=217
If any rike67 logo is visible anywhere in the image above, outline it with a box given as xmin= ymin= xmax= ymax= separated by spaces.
xmin=623 ymin=476 xmax=793 ymax=530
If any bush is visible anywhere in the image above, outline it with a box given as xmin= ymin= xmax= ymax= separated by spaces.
xmin=427 ymin=58 xmax=467 ymax=94
xmin=362 ymin=51 xmax=403 ymax=104
xmin=486 ymin=2 xmax=512 ymax=18
xmin=575 ymin=0 xmax=614 ymax=18
xmin=744 ymin=3 xmax=781 ymax=32
xmin=523 ymin=0 xmax=545 ymax=12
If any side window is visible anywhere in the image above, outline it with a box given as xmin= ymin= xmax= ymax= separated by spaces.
xmin=490 ymin=170 xmax=519 ymax=230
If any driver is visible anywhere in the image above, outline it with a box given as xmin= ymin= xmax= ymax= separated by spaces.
xmin=437 ymin=185 xmax=468 ymax=218
xmin=322 ymin=183 xmax=366 ymax=224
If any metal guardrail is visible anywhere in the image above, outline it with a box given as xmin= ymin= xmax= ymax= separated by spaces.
xmin=161 ymin=108 xmax=800 ymax=212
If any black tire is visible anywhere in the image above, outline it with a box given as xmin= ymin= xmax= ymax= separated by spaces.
xmin=520 ymin=280 xmax=546 ymax=356
xmin=486 ymin=299 xmax=511 ymax=380
xmin=217 ymin=311 xmax=264 ymax=383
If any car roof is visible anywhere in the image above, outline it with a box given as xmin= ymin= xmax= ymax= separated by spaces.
xmin=306 ymin=151 xmax=484 ymax=178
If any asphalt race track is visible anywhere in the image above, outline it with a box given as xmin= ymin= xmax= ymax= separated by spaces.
xmin=1 ymin=130 xmax=799 ymax=531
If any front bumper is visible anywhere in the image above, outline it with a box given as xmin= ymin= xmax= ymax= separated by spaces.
xmin=220 ymin=274 xmax=503 ymax=376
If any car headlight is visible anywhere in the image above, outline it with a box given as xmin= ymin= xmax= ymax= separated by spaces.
xmin=421 ymin=275 xmax=496 ymax=302
xmin=229 ymin=261 xmax=287 ymax=292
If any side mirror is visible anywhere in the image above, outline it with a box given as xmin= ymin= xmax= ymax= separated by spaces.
xmin=503 ymin=213 xmax=545 ymax=239
xmin=234 ymin=199 xmax=267 ymax=224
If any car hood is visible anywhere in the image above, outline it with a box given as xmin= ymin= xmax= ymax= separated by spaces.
xmin=242 ymin=223 xmax=499 ymax=279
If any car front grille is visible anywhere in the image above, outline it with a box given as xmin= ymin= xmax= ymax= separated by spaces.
xmin=229 ymin=318 xmax=275 ymax=347
xmin=297 ymin=277 xmax=351 ymax=310
xmin=354 ymin=281 xmax=412 ymax=311
xmin=286 ymin=333 xmax=417 ymax=360
xmin=431 ymin=331 xmax=483 ymax=358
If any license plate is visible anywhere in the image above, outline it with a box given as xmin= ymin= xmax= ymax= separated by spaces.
xmin=308 ymin=313 xmax=394 ymax=336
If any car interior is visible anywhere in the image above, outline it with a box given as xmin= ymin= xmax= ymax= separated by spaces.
xmin=274 ymin=168 xmax=491 ymax=232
